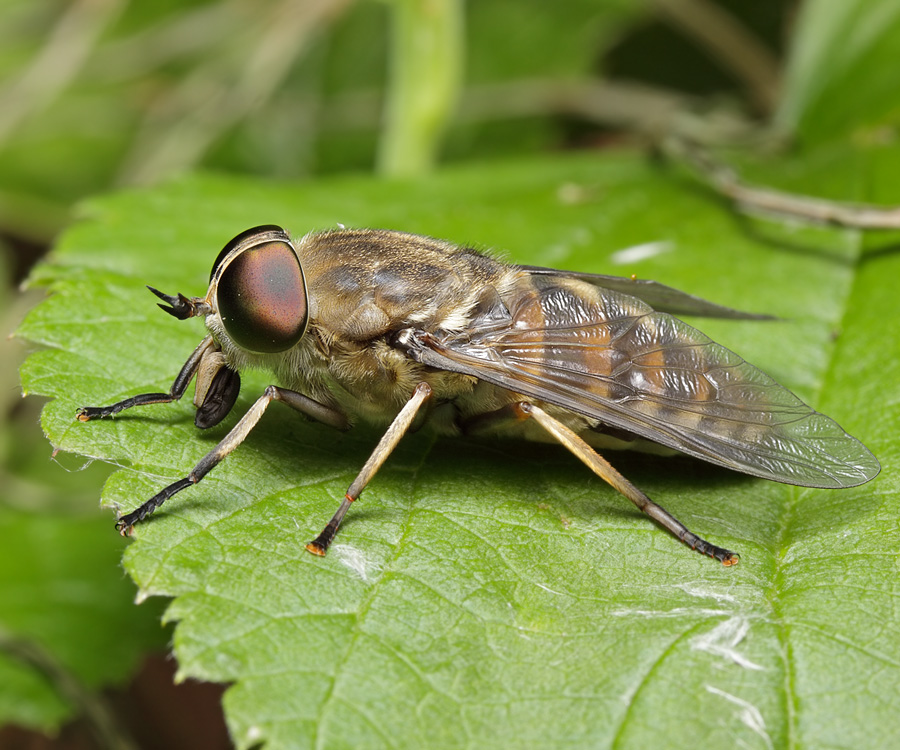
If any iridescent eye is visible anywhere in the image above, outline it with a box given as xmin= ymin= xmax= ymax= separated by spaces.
xmin=215 ymin=235 xmax=308 ymax=353
xmin=210 ymin=225 xmax=285 ymax=281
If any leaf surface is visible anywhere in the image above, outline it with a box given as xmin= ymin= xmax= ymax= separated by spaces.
xmin=0 ymin=244 xmax=169 ymax=733
xmin=18 ymin=150 xmax=898 ymax=748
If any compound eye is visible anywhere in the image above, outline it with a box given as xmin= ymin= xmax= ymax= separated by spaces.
xmin=216 ymin=239 xmax=308 ymax=353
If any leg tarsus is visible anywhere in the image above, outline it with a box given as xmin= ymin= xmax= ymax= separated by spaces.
xmin=679 ymin=527 xmax=740 ymax=565
xmin=78 ymin=336 xmax=216 ymax=421
xmin=305 ymin=495 xmax=353 ymax=556
xmin=114 ymin=476 xmax=195 ymax=532
xmin=78 ymin=396 xmax=171 ymax=421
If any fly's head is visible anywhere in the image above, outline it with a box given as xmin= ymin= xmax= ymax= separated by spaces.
xmin=207 ymin=225 xmax=310 ymax=355
xmin=149 ymin=225 xmax=311 ymax=428
xmin=152 ymin=225 xmax=310 ymax=356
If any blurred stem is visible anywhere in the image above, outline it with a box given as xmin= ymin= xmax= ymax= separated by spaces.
xmin=117 ymin=0 xmax=353 ymax=186
xmin=325 ymin=78 xmax=758 ymax=146
xmin=378 ymin=0 xmax=463 ymax=177
xmin=0 ymin=0 xmax=125 ymax=144
xmin=0 ymin=631 xmax=138 ymax=750
xmin=654 ymin=0 xmax=780 ymax=115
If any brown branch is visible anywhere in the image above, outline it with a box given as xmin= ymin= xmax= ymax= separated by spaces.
xmin=665 ymin=136 xmax=900 ymax=230
xmin=320 ymin=78 xmax=752 ymax=142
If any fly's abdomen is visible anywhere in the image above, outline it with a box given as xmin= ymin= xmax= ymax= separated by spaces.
xmin=434 ymin=273 xmax=879 ymax=488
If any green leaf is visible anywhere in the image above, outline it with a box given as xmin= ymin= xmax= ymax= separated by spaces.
xmin=0 ymin=508 xmax=169 ymax=733
xmin=0 ymin=240 xmax=169 ymax=733
xmin=18 ymin=149 xmax=897 ymax=748
xmin=776 ymin=0 xmax=900 ymax=144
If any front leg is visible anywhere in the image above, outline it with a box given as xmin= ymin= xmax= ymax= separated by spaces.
xmin=114 ymin=385 xmax=350 ymax=533
xmin=77 ymin=336 xmax=216 ymax=421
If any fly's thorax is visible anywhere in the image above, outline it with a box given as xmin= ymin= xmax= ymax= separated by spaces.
xmin=317 ymin=332 xmax=482 ymax=426
xmin=293 ymin=228 xmax=517 ymax=343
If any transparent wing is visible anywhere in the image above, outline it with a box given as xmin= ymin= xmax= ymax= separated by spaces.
xmin=416 ymin=274 xmax=879 ymax=488
xmin=518 ymin=265 xmax=774 ymax=319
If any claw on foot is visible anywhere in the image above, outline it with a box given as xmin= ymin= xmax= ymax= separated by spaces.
xmin=305 ymin=541 xmax=327 ymax=557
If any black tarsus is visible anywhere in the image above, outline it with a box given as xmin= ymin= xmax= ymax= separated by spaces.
xmin=115 ymin=477 xmax=194 ymax=533
xmin=115 ymin=440 xmax=224 ymax=533
xmin=679 ymin=529 xmax=740 ymax=566
xmin=76 ymin=337 xmax=211 ymax=421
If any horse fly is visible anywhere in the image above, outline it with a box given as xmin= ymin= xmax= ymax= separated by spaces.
xmin=78 ymin=226 xmax=880 ymax=564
